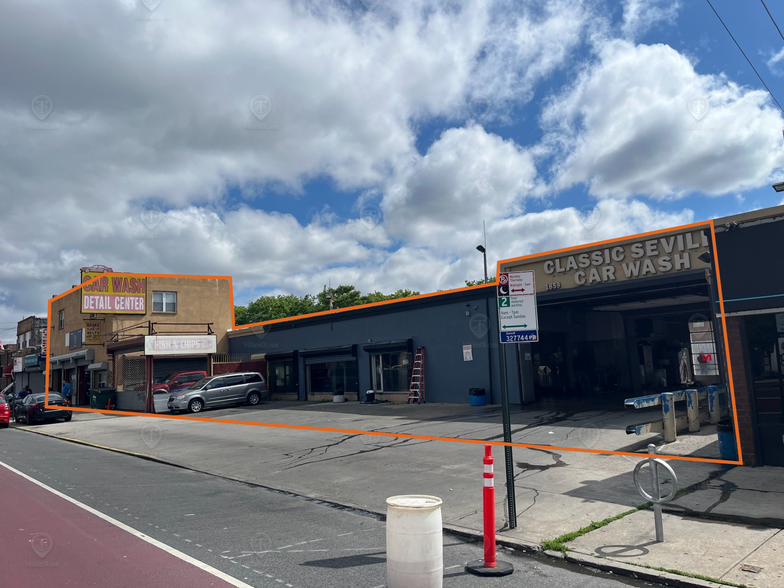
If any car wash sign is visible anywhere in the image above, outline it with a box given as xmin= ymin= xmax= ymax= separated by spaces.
xmin=81 ymin=269 xmax=147 ymax=314
xmin=498 ymin=270 xmax=539 ymax=343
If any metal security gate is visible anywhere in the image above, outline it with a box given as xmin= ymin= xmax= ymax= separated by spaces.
xmin=114 ymin=351 xmax=147 ymax=411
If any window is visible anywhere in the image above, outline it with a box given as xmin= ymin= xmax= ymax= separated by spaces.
xmin=245 ymin=373 xmax=263 ymax=383
xmin=206 ymin=377 xmax=225 ymax=389
xmin=153 ymin=291 xmax=177 ymax=313
xmin=371 ymin=352 xmax=412 ymax=393
xmin=224 ymin=375 xmax=245 ymax=386
xmin=59 ymin=309 xmax=65 ymax=329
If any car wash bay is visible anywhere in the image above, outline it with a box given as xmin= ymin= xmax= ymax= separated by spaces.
xmin=505 ymin=227 xmax=724 ymax=406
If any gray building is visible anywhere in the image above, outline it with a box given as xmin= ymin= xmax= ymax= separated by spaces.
xmin=228 ymin=286 xmax=522 ymax=405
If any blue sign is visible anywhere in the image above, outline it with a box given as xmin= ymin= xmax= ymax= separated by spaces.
xmin=500 ymin=331 xmax=539 ymax=343
xmin=24 ymin=354 xmax=41 ymax=367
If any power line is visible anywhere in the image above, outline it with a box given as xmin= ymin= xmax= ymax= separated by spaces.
xmin=760 ymin=0 xmax=784 ymax=43
xmin=705 ymin=0 xmax=784 ymax=113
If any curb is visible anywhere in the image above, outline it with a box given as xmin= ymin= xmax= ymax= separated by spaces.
xmin=12 ymin=426 xmax=743 ymax=588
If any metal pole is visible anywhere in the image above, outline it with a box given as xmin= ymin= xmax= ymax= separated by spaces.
xmin=498 ymin=344 xmax=517 ymax=529
xmin=648 ymin=444 xmax=664 ymax=542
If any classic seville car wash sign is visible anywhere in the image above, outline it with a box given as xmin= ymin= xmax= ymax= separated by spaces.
xmin=504 ymin=229 xmax=711 ymax=293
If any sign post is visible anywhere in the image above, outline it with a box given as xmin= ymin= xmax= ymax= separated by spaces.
xmin=496 ymin=270 xmax=539 ymax=530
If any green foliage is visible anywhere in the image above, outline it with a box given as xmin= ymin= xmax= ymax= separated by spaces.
xmin=539 ymin=508 xmax=638 ymax=553
xmin=235 ymin=285 xmax=421 ymax=325
xmin=465 ymin=277 xmax=496 ymax=286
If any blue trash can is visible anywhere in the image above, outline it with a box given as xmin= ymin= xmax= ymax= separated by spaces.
xmin=469 ymin=388 xmax=486 ymax=407
xmin=717 ymin=419 xmax=738 ymax=461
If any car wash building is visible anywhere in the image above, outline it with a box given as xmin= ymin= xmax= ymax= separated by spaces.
xmin=228 ymin=222 xmax=725 ymax=406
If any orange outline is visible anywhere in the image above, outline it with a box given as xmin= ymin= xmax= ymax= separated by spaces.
xmin=41 ymin=223 xmax=744 ymax=465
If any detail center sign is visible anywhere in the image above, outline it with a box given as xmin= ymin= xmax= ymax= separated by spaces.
xmin=498 ymin=270 xmax=539 ymax=343
xmin=81 ymin=269 xmax=147 ymax=314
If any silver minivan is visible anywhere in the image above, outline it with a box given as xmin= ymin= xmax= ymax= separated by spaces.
xmin=167 ymin=372 xmax=268 ymax=414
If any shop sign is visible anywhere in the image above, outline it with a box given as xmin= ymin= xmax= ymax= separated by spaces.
xmin=13 ymin=357 xmax=23 ymax=372
xmin=498 ymin=270 xmax=539 ymax=343
xmin=41 ymin=328 xmax=47 ymax=356
xmin=144 ymin=335 xmax=217 ymax=356
xmin=84 ymin=321 xmax=102 ymax=345
xmin=463 ymin=345 xmax=473 ymax=361
xmin=69 ymin=328 xmax=83 ymax=350
xmin=81 ymin=268 xmax=147 ymax=314
xmin=24 ymin=354 xmax=40 ymax=368
xmin=506 ymin=229 xmax=710 ymax=293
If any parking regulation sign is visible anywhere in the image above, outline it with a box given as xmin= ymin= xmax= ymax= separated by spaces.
xmin=498 ymin=270 xmax=539 ymax=343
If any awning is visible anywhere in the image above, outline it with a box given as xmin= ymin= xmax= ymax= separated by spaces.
xmin=2 ymin=364 xmax=12 ymax=377
xmin=49 ymin=349 xmax=95 ymax=366
xmin=363 ymin=339 xmax=413 ymax=354
xmin=300 ymin=344 xmax=356 ymax=366
xmin=87 ymin=362 xmax=109 ymax=371
xmin=249 ymin=353 xmax=266 ymax=362
xmin=264 ymin=350 xmax=297 ymax=362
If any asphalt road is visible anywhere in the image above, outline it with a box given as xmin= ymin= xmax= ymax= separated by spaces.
xmin=0 ymin=428 xmax=655 ymax=588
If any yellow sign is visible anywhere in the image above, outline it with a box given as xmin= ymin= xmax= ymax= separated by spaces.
xmin=81 ymin=269 xmax=147 ymax=314
xmin=84 ymin=321 xmax=102 ymax=344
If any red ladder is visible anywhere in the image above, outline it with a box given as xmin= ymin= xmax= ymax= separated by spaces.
xmin=407 ymin=347 xmax=426 ymax=404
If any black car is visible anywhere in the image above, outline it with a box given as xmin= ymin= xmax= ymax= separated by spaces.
xmin=14 ymin=393 xmax=72 ymax=425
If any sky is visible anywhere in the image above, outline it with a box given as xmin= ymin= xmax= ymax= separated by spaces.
xmin=2 ymin=0 xmax=784 ymax=344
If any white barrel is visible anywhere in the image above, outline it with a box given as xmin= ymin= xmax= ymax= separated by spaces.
xmin=386 ymin=495 xmax=443 ymax=588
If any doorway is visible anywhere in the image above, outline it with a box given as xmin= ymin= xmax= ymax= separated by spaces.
xmin=744 ymin=313 xmax=784 ymax=467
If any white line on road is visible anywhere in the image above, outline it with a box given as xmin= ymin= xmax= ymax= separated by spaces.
xmin=0 ymin=460 xmax=256 ymax=588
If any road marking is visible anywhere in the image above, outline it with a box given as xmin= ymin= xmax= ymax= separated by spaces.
xmin=0 ymin=460 xmax=256 ymax=588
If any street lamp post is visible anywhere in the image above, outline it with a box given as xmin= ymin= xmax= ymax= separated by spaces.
xmin=476 ymin=245 xmax=487 ymax=282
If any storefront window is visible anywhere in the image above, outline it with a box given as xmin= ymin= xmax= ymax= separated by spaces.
xmin=307 ymin=361 xmax=358 ymax=394
xmin=270 ymin=360 xmax=296 ymax=394
xmin=371 ymin=352 xmax=412 ymax=393
xmin=93 ymin=370 xmax=108 ymax=389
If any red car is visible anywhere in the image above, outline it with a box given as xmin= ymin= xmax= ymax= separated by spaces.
xmin=152 ymin=370 xmax=208 ymax=394
xmin=0 ymin=396 xmax=10 ymax=428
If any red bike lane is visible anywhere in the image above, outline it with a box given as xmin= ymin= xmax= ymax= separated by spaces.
xmin=0 ymin=461 xmax=252 ymax=588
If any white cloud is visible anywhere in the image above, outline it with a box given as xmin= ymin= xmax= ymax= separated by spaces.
xmin=541 ymin=41 xmax=784 ymax=199
xmin=767 ymin=46 xmax=784 ymax=76
xmin=621 ymin=0 xmax=680 ymax=40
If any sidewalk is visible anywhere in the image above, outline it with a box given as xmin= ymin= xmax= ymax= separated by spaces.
xmin=13 ymin=403 xmax=784 ymax=588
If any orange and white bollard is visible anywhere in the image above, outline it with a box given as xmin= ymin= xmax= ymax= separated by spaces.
xmin=465 ymin=445 xmax=514 ymax=577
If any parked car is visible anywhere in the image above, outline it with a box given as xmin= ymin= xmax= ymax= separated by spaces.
xmin=152 ymin=370 xmax=208 ymax=394
xmin=0 ymin=382 xmax=13 ymax=399
xmin=168 ymin=372 xmax=268 ymax=414
xmin=0 ymin=396 xmax=10 ymax=428
xmin=14 ymin=393 xmax=72 ymax=425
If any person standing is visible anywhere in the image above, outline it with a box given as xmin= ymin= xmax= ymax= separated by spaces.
xmin=62 ymin=380 xmax=73 ymax=406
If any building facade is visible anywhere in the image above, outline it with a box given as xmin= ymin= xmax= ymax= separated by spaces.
xmin=13 ymin=316 xmax=48 ymax=394
xmin=226 ymin=205 xmax=784 ymax=467
xmin=48 ymin=270 xmax=234 ymax=411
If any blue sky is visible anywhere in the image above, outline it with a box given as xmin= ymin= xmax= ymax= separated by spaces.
xmin=1 ymin=0 xmax=784 ymax=341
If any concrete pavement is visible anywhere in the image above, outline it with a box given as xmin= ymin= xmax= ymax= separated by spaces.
xmin=11 ymin=400 xmax=784 ymax=587
xmin=0 ymin=428 xmax=652 ymax=588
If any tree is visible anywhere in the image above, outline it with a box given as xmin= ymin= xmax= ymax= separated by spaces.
xmin=234 ymin=285 xmax=421 ymax=325
xmin=465 ymin=277 xmax=496 ymax=286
